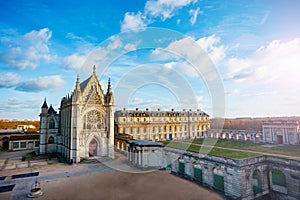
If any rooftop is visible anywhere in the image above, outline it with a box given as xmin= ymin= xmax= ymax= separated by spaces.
xmin=127 ymin=140 xmax=164 ymax=147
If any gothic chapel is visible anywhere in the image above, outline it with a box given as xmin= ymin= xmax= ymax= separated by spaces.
xmin=39 ymin=66 xmax=114 ymax=163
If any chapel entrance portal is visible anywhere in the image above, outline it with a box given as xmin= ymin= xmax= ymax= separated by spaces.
xmin=89 ymin=139 xmax=98 ymax=157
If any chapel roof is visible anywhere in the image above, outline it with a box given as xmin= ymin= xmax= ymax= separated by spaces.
xmin=48 ymin=105 xmax=57 ymax=114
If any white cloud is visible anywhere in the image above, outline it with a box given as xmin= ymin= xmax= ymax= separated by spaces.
xmin=226 ymin=38 xmax=300 ymax=85
xmin=15 ymin=75 xmax=65 ymax=92
xmin=0 ymin=73 xmax=20 ymax=88
xmin=145 ymin=0 xmax=197 ymax=21
xmin=121 ymin=12 xmax=147 ymax=32
xmin=121 ymin=0 xmax=198 ymax=31
xmin=149 ymin=35 xmax=226 ymax=79
xmin=0 ymin=28 xmax=55 ymax=70
xmin=189 ymin=7 xmax=200 ymax=25
xmin=63 ymin=53 xmax=87 ymax=69
xmin=196 ymin=34 xmax=226 ymax=65
xmin=163 ymin=61 xmax=198 ymax=77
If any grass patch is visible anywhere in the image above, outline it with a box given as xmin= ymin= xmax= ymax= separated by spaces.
xmin=169 ymin=138 xmax=300 ymax=157
xmin=208 ymin=148 xmax=260 ymax=159
xmin=187 ymin=144 xmax=260 ymax=159
xmin=22 ymin=151 xmax=61 ymax=161
xmin=165 ymin=141 xmax=261 ymax=159
xmin=165 ymin=138 xmax=300 ymax=158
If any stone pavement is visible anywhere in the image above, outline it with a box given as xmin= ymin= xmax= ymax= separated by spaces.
xmin=0 ymin=150 xmax=141 ymax=199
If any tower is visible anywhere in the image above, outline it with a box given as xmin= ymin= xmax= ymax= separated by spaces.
xmin=39 ymin=98 xmax=48 ymax=154
xmin=105 ymin=78 xmax=114 ymax=159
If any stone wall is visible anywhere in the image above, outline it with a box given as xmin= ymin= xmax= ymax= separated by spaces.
xmin=161 ymin=148 xmax=300 ymax=200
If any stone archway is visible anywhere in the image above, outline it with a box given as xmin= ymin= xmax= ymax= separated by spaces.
xmin=2 ymin=137 xmax=9 ymax=150
xmin=252 ymin=169 xmax=262 ymax=195
xmin=89 ymin=139 xmax=98 ymax=157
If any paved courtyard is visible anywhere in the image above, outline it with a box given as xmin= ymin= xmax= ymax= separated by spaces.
xmin=0 ymin=151 xmax=224 ymax=200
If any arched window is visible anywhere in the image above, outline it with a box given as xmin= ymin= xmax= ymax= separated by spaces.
xmin=48 ymin=136 xmax=54 ymax=144
xmin=49 ymin=119 xmax=55 ymax=129
xmin=272 ymin=169 xmax=286 ymax=187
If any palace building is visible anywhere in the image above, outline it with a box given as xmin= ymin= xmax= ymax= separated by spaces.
xmin=115 ymin=108 xmax=210 ymax=141
xmin=39 ymin=66 xmax=114 ymax=163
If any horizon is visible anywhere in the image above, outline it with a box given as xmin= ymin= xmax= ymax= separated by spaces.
xmin=1 ymin=1 xmax=300 ymax=120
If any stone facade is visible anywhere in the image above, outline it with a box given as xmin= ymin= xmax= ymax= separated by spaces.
xmin=39 ymin=66 xmax=114 ymax=163
xmin=263 ymin=121 xmax=300 ymax=144
xmin=207 ymin=129 xmax=263 ymax=143
xmin=161 ymin=148 xmax=300 ymax=200
xmin=127 ymin=140 xmax=164 ymax=168
xmin=115 ymin=108 xmax=210 ymax=141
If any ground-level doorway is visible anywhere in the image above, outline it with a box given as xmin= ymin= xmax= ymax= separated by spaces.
xmin=89 ymin=139 xmax=98 ymax=157
xmin=277 ymin=135 xmax=283 ymax=144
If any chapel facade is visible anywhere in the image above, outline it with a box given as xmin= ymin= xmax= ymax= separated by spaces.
xmin=39 ymin=66 xmax=114 ymax=163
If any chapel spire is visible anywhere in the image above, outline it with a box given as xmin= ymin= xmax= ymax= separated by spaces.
xmin=93 ymin=65 xmax=96 ymax=75
xmin=106 ymin=77 xmax=113 ymax=105
xmin=75 ymin=74 xmax=80 ymax=91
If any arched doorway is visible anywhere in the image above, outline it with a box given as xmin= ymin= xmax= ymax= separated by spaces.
xmin=2 ymin=137 xmax=9 ymax=150
xmin=252 ymin=169 xmax=262 ymax=195
xmin=89 ymin=139 xmax=98 ymax=157
xmin=213 ymin=167 xmax=225 ymax=192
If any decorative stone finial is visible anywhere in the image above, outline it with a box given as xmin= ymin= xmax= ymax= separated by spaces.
xmin=93 ymin=65 xmax=96 ymax=74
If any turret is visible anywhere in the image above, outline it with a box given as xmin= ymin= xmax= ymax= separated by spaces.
xmin=41 ymin=98 xmax=48 ymax=114
xmin=39 ymin=98 xmax=48 ymax=154
xmin=105 ymin=78 xmax=114 ymax=159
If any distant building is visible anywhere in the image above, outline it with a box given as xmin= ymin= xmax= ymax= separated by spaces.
xmin=16 ymin=124 xmax=36 ymax=132
xmin=115 ymin=108 xmax=210 ymax=141
xmin=207 ymin=129 xmax=263 ymax=142
xmin=9 ymin=134 xmax=39 ymax=151
xmin=0 ymin=129 xmax=23 ymax=150
xmin=262 ymin=121 xmax=300 ymax=144
xmin=0 ymin=130 xmax=39 ymax=150
xmin=39 ymin=66 xmax=114 ymax=163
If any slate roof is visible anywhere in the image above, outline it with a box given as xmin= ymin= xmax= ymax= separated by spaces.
xmin=127 ymin=140 xmax=164 ymax=147
xmin=0 ymin=129 xmax=22 ymax=134
xmin=41 ymin=100 xmax=48 ymax=109
xmin=9 ymin=134 xmax=39 ymax=140
xmin=80 ymin=76 xmax=91 ymax=91
xmin=48 ymin=105 xmax=57 ymax=114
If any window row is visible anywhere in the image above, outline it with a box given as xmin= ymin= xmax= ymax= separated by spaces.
xmin=12 ymin=141 xmax=39 ymax=149
xmin=121 ymin=117 xmax=209 ymax=123
xmin=120 ymin=125 xmax=208 ymax=134
xmin=132 ymin=132 xmax=205 ymax=140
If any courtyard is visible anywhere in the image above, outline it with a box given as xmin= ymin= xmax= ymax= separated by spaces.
xmin=0 ymin=150 xmax=224 ymax=200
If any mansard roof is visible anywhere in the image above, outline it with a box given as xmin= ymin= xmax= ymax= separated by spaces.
xmin=115 ymin=109 xmax=210 ymax=117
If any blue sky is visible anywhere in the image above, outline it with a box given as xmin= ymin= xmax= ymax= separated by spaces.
xmin=0 ymin=0 xmax=300 ymax=120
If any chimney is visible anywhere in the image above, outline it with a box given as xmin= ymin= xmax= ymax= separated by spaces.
xmin=136 ymin=108 xmax=138 ymax=111
xmin=171 ymin=108 xmax=174 ymax=111
xmin=146 ymin=108 xmax=149 ymax=111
